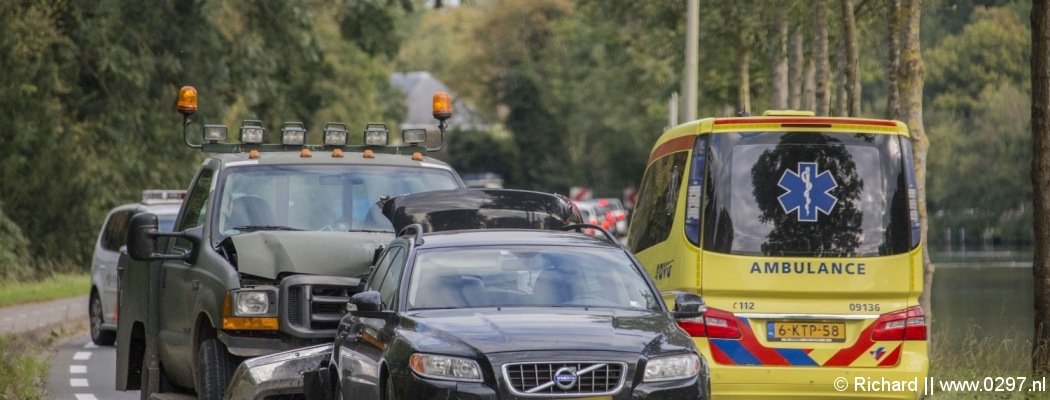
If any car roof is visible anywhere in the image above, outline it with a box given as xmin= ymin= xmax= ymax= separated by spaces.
xmin=415 ymin=229 xmax=622 ymax=250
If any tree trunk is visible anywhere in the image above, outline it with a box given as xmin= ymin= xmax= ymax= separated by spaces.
xmin=899 ymin=0 xmax=933 ymax=338
xmin=833 ymin=32 xmax=847 ymax=116
xmin=772 ymin=13 xmax=789 ymax=109
xmin=1031 ymin=0 xmax=1050 ymax=376
xmin=738 ymin=47 xmax=752 ymax=116
xmin=814 ymin=0 xmax=831 ymax=116
xmin=804 ymin=57 xmax=816 ymax=111
xmin=886 ymin=0 xmax=902 ymax=120
xmin=789 ymin=28 xmax=804 ymax=109
xmin=842 ymin=0 xmax=860 ymax=116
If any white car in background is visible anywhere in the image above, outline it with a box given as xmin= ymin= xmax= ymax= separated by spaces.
xmin=88 ymin=190 xmax=184 ymax=345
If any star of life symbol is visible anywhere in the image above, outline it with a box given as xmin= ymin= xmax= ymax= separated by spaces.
xmin=777 ymin=162 xmax=838 ymax=222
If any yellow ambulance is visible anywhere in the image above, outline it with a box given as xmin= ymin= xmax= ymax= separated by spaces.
xmin=628 ymin=111 xmax=928 ymax=399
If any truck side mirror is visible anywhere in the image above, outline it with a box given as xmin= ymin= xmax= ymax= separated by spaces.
xmin=127 ymin=212 xmax=200 ymax=262
xmin=672 ymin=292 xmax=706 ymax=319
xmin=128 ymin=213 xmax=160 ymax=261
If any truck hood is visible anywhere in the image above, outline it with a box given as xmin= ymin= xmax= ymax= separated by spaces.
xmin=230 ymin=231 xmax=392 ymax=279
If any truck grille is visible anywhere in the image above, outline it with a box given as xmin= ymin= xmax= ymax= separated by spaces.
xmin=279 ymin=275 xmax=360 ymax=339
xmin=502 ymin=362 xmax=627 ymax=396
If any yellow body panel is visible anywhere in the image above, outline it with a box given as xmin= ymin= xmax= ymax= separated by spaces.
xmin=634 ymin=114 xmax=928 ymax=399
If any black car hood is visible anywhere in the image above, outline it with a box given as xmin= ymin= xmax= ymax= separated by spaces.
xmin=399 ymin=308 xmax=693 ymax=357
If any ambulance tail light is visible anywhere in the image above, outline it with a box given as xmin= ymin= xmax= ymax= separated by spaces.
xmin=871 ymin=306 xmax=927 ymax=341
xmin=676 ymin=307 xmax=742 ymax=339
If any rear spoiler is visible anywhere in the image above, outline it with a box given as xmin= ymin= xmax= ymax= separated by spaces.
xmin=380 ymin=189 xmax=582 ymax=234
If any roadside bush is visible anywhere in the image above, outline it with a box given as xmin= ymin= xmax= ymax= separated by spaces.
xmin=0 ymin=206 xmax=34 ymax=281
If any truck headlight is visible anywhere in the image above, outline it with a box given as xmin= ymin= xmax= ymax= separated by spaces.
xmin=409 ymin=353 xmax=483 ymax=382
xmin=230 ymin=288 xmax=276 ymax=317
xmin=643 ymin=354 xmax=700 ymax=382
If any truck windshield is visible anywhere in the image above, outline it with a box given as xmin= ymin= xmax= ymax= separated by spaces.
xmin=702 ymin=132 xmax=914 ymax=257
xmin=215 ymin=165 xmax=459 ymax=237
xmin=407 ymin=246 xmax=661 ymax=311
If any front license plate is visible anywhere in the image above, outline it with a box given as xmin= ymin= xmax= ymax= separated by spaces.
xmin=564 ymin=397 xmax=612 ymax=400
xmin=767 ymin=321 xmax=846 ymax=342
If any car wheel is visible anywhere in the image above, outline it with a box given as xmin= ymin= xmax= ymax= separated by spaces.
xmin=196 ymin=337 xmax=238 ymax=400
xmin=89 ymin=293 xmax=115 ymax=345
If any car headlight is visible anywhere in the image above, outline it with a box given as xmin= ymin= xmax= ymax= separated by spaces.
xmin=643 ymin=354 xmax=700 ymax=382
xmin=408 ymin=353 xmax=483 ymax=382
xmin=231 ymin=289 xmax=276 ymax=316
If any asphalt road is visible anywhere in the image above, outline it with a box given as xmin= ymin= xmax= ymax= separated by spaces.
xmin=0 ymin=295 xmax=88 ymax=334
xmin=46 ymin=332 xmax=139 ymax=400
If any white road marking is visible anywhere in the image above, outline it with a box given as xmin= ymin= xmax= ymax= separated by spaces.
xmin=69 ymin=365 xmax=87 ymax=374
xmin=70 ymin=378 xmax=89 ymax=387
xmin=73 ymin=351 xmax=92 ymax=361
xmin=83 ymin=342 xmax=98 ymax=349
xmin=75 ymin=394 xmax=98 ymax=400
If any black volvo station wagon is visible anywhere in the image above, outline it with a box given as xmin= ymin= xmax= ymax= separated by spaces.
xmin=302 ymin=189 xmax=712 ymax=400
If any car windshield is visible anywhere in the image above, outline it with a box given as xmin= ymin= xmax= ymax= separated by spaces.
xmin=406 ymin=246 xmax=661 ymax=311
xmin=214 ymin=164 xmax=459 ymax=237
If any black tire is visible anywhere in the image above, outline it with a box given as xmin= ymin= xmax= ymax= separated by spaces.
xmin=89 ymin=292 xmax=116 ymax=346
xmin=196 ymin=337 xmax=238 ymax=400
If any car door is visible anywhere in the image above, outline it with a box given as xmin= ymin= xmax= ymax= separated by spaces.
xmin=340 ymin=244 xmax=407 ymax=399
xmin=96 ymin=208 xmax=133 ymax=323
xmin=157 ymin=167 xmax=214 ymax=380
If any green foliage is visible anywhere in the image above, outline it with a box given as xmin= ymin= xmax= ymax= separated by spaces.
xmin=0 ymin=335 xmax=48 ymax=400
xmin=926 ymin=6 xmax=1030 ymax=116
xmin=0 ymin=273 xmax=89 ymax=308
xmin=925 ymin=6 xmax=1032 ymax=244
xmin=0 ymin=1 xmax=405 ymax=270
xmin=0 ymin=207 xmax=33 ymax=281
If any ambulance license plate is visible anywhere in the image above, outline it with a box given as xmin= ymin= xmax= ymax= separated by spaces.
xmin=767 ymin=321 xmax=846 ymax=342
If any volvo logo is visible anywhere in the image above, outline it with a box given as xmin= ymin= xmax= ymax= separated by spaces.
xmin=553 ymin=367 xmax=578 ymax=390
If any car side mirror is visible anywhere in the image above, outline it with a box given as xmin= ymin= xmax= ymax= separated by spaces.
xmin=672 ymin=292 xmax=706 ymax=319
xmin=127 ymin=212 xmax=199 ymax=262
xmin=347 ymin=291 xmax=383 ymax=314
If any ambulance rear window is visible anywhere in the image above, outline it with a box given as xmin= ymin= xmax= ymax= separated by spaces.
xmin=702 ymin=132 xmax=912 ymax=257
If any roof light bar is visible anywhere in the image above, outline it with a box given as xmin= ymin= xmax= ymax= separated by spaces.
xmin=402 ymin=128 xmax=426 ymax=146
xmin=203 ymin=125 xmax=228 ymax=143
xmin=281 ymin=122 xmax=307 ymax=146
xmin=364 ymin=123 xmax=389 ymax=146
xmin=323 ymin=123 xmax=349 ymax=146
xmin=240 ymin=120 xmax=265 ymax=144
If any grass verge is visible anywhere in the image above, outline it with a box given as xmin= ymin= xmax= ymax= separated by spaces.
xmin=929 ymin=325 xmax=1044 ymax=399
xmin=0 ymin=273 xmax=89 ymax=307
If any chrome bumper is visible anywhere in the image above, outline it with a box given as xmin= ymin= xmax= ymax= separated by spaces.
xmin=223 ymin=343 xmax=331 ymax=400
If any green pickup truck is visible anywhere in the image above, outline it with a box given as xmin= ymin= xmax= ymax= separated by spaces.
xmin=115 ymin=87 xmax=463 ymax=400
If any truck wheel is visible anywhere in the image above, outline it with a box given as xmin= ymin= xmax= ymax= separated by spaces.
xmin=89 ymin=293 xmax=115 ymax=345
xmin=196 ymin=337 xmax=237 ymax=400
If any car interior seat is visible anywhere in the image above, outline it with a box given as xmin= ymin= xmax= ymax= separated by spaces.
xmin=226 ymin=195 xmax=275 ymax=229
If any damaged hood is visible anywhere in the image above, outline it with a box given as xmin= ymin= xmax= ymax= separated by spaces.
xmin=230 ymin=231 xmax=391 ymax=279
